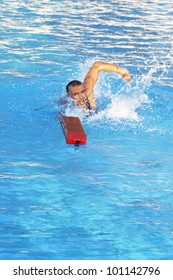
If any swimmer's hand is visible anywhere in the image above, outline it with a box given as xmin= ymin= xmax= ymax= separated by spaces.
xmin=122 ymin=71 xmax=130 ymax=82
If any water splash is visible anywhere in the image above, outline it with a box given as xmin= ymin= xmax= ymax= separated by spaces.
xmin=84 ymin=62 xmax=152 ymax=123
xmin=94 ymin=93 xmax=149 ymax=122
xmin=55 ymin=44 xmax=173 ymax=135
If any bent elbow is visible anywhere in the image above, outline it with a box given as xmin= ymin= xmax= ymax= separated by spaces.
xmin=93 ymin=61 xmax=103 ymax=70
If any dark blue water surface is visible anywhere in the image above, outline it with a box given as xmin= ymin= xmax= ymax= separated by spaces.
xmin=1 ymin=0 xmax=173 ymax=260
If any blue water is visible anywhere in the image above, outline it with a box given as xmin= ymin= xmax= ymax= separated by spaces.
xmin=1 ymin=0 xmax=173 ymax=260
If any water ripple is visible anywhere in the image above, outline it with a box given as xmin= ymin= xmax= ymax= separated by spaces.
xmin=1 ymin=0 xmax=173 ymax=81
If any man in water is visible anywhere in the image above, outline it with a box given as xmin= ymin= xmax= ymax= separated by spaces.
xmin=66 ymin=61 xmax=130 ymax=110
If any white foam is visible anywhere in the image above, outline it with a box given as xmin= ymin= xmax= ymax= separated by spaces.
xmin=64 ymin=57 xmax=173 ymax=126
xmin=106 ymin=94 xmax=148 ymax=121
xmin=88 ymin=92 xmax=149 ymax=123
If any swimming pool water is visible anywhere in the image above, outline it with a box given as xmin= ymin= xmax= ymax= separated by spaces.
xmin=1 ymin=0 xmax=173 ymax=260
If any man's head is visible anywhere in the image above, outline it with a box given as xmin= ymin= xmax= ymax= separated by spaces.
xmin=66 ymin=80 xmax=87 ymax=107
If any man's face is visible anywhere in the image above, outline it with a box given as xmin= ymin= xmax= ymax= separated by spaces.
xmin=68 ymin=84 xmax=87 ymax=107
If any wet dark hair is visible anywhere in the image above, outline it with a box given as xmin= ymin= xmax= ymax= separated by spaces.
xmin=66 ymin=80 xmax=82 ymax=95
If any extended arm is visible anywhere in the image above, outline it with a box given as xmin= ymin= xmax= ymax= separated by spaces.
xmin=83 ymin=61 xmax=130 ymax=106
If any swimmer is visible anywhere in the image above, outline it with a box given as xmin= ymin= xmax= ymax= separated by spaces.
xmin=66 ymin=61 xmax=130 ymax=110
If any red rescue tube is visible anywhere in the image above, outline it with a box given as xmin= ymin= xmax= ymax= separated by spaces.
xmin=60 ymin=116 xmax=87 ymax=145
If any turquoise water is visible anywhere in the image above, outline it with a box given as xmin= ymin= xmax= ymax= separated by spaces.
xmin=1 ymin=0 xmax=173 ymax=260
